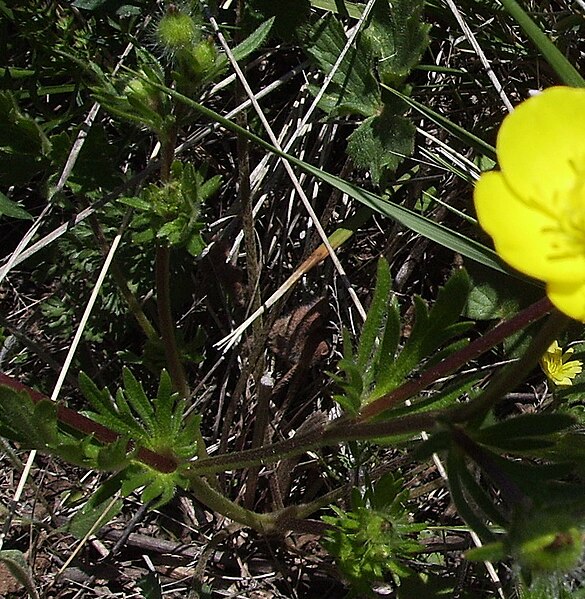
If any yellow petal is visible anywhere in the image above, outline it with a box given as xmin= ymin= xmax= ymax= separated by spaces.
xmin=474 ymin=171 xmax=585 ymax=282
xmin=547 ymin=279 xmax=585 ymax=322
xmin=497 ymin=87 xmax=585 ymax=209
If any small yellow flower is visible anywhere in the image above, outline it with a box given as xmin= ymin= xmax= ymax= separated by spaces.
xmin=474 ymin=86 xmax=585 ymax=321
xmin=540 ymin=341 xmax=582 ymax=386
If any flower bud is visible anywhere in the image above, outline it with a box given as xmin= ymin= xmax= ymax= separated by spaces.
xmin=156 ymin=6 xmax=199 ymax=52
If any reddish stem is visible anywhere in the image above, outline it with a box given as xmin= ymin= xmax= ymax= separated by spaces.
xmin=0 ymin=372 xmax=177 ymax=473
xmin=357 ymin=296 xmax=553 ymax=421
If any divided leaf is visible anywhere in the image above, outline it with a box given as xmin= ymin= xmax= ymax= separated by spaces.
xmin=332 ymin=261 xmax=472 ymax=415
xmin=0 ymin=386 xmax=57 ymax=448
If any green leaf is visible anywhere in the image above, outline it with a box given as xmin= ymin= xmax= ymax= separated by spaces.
xmin=0 ymin=386 xmax=56 ymax=448
xmin=232 ymin=17 xmax=276 ymax=61
xmin=96 ymin=436 xmax=131 ymax=470
xmin=72 ymin=0 xmax=109 ymax=9
xmin=476 ymin=414 xmax=576 ymax=448
xmin=464 ymin=262 xmax=542 ymax=320
xmin=365 ymin=0 xmax=429 ymax=88
xmin=79 ymin=372 xmax=115 ymax=418
xmin=122 ymin=367 xmax=156 ymax=433
xmin=118 ymin=196 xmax=151 ymax=211
xmin=0 ymin=91 xmax=51 ymax=186
xmin=120 ymin=466 xmax=178 ymax=509
xmin=138 ymin=75 xmax=507 ymax=275
xmin=138 ymin=571 xmax=164 ymax=599
xmin=381 ymin=84 xmax=496 ymax=161
xmin=0 ymin=191 xmax=32 ymax=219
xmin=446 ymin=448 xmax=495 ymax=542
xmin=198 ymin=174 xmax=222 ymax=203
xmin=80 ymin=372 xmax=146 ymax=437
xmin=153 ymin=370 xmax=176 ymax=439
xmin=0 ymin=550 xmax=39 ymax=599
xmin=64 ymin=474 xmax=124 ymax=538
xmin=346 ymin=106 xmax=415 ymax=185
xmin=465 ymin=541 xmax=506 ymax=563
xmin=305 ymin=15 xmax=381 ymax=117
xmin=383 ymin=373 xmax=482 ymax=419
xmin=247 ymin=1 xmax=306 ymax=40
xmin=376 ymin=294 xmax=401 ymax=374
xmin=384 ymin=270 xmax=470 ymax=388
xmin=357 ymin=257 xmax=392 ymax=373
xmin=310 ymin=0 xmax=363 ymax=18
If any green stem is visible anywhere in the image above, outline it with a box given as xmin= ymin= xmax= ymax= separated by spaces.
xmin=183 ymin=410 xmax=439 ymax=476
xmin=87 ymin=208 xmax=158 ymax=343
xmin=155 ymin=243 xmax=189 ymax=399
xmin=187 ymin=474 xmax=334 ymax=534
xmin=188 ymin=475 xmax=272 ymax=531
xmin=154 ymin=134 xmax=190 ymax=400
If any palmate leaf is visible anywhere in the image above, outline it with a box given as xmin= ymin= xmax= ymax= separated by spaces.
xmin=79 ymin=372 xmax=145 ymax=437
xmin=122 ymin=367 xmax=156 ymax=434
xmin=372 ymin=269 xmax=472 ymax=398
xmin=120 ymin=464 xmax=183 ymax=509
xmin=80 ymin=369 xmax=200 ymax=462
xmin=332 ymin=261 xmax=472 ymax=414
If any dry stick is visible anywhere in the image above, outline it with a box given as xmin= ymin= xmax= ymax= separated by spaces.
xmin=243 ymin=372 xmax=274 ymax=510
xmin=443 ymin=0 xmax=513 ymax=113
xmin=235 ymin=0 xmax=261 ymax=323
xmin=216 ymin=210 xmax=372 ymax=351
xmin=214 ymin=2 xmax=378 ymax=348
xmin=203 ymin=5 xmax=368 ymax=327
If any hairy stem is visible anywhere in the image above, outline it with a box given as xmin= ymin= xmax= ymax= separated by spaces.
xmin=155 ymin=243 xmax=189 ymax=399
xmin=87 ymin=208 xmax=158 ymax=343
xmin=154 ymin=134 xmax=190 ymax=400
xmin=183 ymin=410 xmax=439 ymax=476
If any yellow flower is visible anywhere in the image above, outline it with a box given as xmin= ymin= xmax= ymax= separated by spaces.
xmin=540 ymin=341 xmax=582 ymax=386
xmin=474 ymin=87 xmax=585 ymax=321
